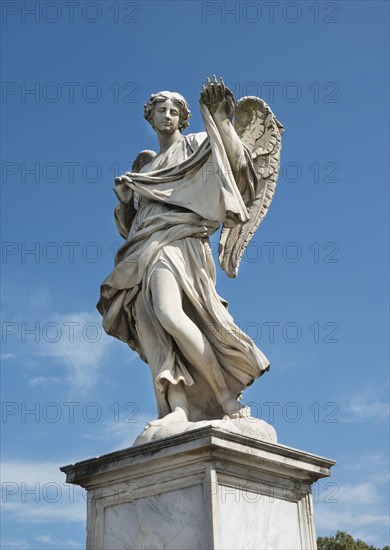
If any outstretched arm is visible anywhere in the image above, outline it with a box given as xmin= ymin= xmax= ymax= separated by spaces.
xmin=200 ymin=76 xmax=245 ymax=173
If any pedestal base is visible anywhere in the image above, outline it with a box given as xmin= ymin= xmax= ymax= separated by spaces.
xmin=61 ymin=426 xmax=335 ymax=550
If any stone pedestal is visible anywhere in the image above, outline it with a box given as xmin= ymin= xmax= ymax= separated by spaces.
xmin=61 ymin=426 xmax=335 ymax=550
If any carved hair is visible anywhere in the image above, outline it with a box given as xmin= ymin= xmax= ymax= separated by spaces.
xmin=144 ymin=91 xmax=191 ymax=132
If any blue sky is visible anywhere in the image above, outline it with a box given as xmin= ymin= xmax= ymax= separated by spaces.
xmin=1 ymin=0 xmax=389 ymax=548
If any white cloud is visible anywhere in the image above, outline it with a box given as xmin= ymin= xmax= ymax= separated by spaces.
xmin=35 ymin=535 xmax=82 ymax=548
xmin=81 ymin=412 xmax=152 ymax=450
xmin=1 ymin=461 xmax=86 ymax=525
xmin=1 ymin=501 xmax=85 ymax=524
xmin=0 ymin=540 xmax=30 ymax=550
xmin=2 ymin=461 xmax=64 ymax=486
xmin=316 ymin=507 xmax=389 ymax=543
xmin=28 ymin=376 xmax=62 ymax=386
xmin=337 ymin=482 xmax=378 ymax=505
xmin=341 ymin=450 xmax=387 ymax=472
xmin=2 ymin=307 xmax=129 ymax=393
xmin=315 ymin=453 xmax=390 ymax=548
xmin=344 ymin=389 xmax=390 ymax=422
xmin=38 ymin=311 xmax=116 ymax=392
xmin=316 ymin=508 xmax=389 ymax=529
xmin=28 ymin=288 xmax=53 ymax=310
xmin=1 ymin=353 xmax=16 ymax=361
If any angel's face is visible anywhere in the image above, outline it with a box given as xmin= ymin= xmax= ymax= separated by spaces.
xmin=153 ymin=99 xmax=180 ymax=134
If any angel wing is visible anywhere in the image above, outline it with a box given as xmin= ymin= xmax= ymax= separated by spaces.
xmin=219 ymin=97 xmax=284 ymax=277
xmin=114 ymin=150 xmax=157 ymax=239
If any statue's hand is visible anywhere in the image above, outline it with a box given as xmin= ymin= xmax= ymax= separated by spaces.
xmin=115 ymin=174 xmax=132 ymax=184
xmin=200 ymin=75 xmax=234 ymax=122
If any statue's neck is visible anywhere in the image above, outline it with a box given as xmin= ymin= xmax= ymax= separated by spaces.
xmin=156 ymin=130 xmax=182 ymax=154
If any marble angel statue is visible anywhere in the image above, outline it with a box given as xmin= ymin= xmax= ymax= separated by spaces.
xmin=97 ymin=76 xmax=284 ymax=434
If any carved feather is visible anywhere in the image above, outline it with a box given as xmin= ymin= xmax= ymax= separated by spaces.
xmin=219 ymin=97 xmax=284 ymax=278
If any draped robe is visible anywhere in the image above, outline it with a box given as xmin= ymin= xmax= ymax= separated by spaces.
xmin=97 ymin=106 xmax=270 ymax=420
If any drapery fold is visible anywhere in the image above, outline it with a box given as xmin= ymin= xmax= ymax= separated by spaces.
xmin=97 ymin=108 xmax=269 ymax=420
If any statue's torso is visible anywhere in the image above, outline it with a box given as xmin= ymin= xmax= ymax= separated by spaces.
xmin=130 ymin=132 xmax=208 ymax=238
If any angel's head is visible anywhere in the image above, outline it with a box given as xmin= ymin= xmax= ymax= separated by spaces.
xmin=144 ymin=91 xmax=191 ymax=133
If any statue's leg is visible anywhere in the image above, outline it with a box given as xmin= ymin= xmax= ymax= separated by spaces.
xmin=151 ymin=266 xmax=246 ymax=417
xmin=147 ymin=383 xmax=189 ymax=427
xmin=134 ymin=292 xmax=189 ymax=426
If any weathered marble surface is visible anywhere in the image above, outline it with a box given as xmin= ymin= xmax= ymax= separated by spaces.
xmin=97 ymin=77 xmax=284 ymax=427
xmin=61 ymin=426 xmax=335 ymax=550
xmin=218 ymin=492 xmax=303 ymax=550
xmin=133 ymin=417 xmax=277 ymax=446
xmin=104 ymin=485 xmax=206 ymax=550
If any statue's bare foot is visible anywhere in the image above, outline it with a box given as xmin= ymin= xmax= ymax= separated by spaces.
xmin=146 ymin=407 xmax=188 ymax=428
xmin=222 ymin=396 xmax=251 ymax=419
